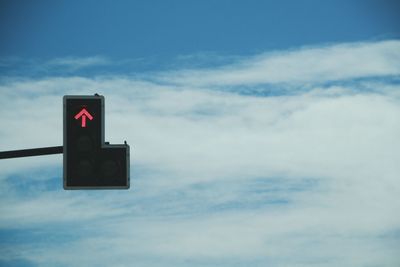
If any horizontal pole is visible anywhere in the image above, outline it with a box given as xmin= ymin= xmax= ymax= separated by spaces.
xmin=0 ymin=146 xmax=63 ymax=159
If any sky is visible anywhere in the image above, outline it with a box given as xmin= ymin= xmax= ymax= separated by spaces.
xmin=0 ymin=1 xmax=399 ymax=267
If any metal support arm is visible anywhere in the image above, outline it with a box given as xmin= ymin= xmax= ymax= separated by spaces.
xmin=0 ymin=146 xmax=63 ymax=159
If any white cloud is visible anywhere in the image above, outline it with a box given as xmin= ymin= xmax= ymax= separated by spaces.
xmin=44 ymin=56 xmax=110 ymax=72
xmin=0 ymin=40 xmax=399 ymax=267
xmin=156 ymin=40 xmax=400 ymax=87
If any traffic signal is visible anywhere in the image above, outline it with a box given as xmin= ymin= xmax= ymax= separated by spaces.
xmin=63 ymin=95 xmax=130 ymax=189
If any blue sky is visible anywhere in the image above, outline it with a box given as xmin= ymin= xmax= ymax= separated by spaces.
xmin=0 ymin=1 xmax=400 ymax=267
xmin=1 ymin=0 xmax=399 ymax=72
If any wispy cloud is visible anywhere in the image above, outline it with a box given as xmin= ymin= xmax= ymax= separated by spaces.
xmin=0 ymin=40 xmax=399 ymax=267
xmin=156 ymin=40 xmax=400 ymax=87
xmin=46 ymin=56 xmax=110 ymax=71
xmin=0 ymin=56 xmax=111 ymax=78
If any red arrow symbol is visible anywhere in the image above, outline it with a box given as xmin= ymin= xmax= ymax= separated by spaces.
xmin=74 ymin=108 xmax=93 ymax=127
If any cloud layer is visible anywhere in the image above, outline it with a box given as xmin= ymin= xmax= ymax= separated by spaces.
xmin=156 ymin=40 xmax=400 ymax=86
xmin=0 ymin=40 xmax=399 ymax=267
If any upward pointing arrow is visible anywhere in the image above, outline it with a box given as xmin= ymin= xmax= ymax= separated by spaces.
xmin=74 ymin=108 xmax=93 ymax=127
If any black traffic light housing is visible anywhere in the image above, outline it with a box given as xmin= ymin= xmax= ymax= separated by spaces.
xmin=63 ymin=95 xmax=130 ymax=189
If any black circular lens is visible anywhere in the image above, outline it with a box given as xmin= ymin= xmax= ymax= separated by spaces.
xmin=101 ymin=160 xmax=119 ymax=177
xmin=77 ymin=159 xmax=93 ymax=177
xmin=77 ymin=135 xmax=92 ymax=152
